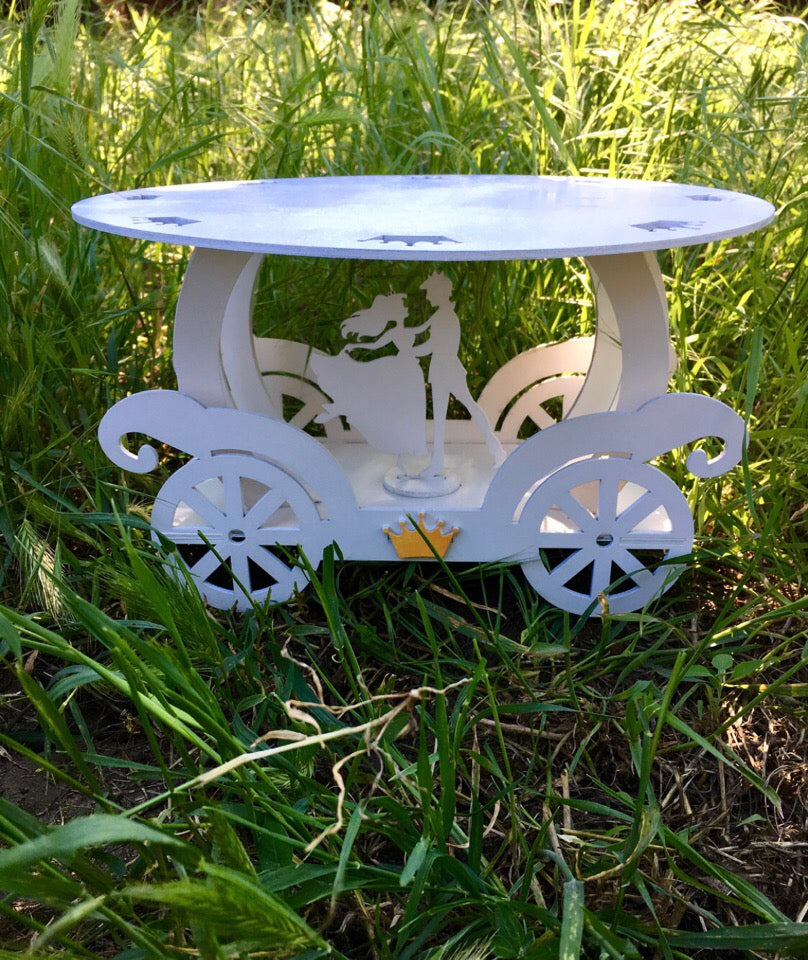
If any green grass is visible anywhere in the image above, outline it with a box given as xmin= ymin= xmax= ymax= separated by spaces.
xmin=0 ymin=0 xmax=806 ymax=957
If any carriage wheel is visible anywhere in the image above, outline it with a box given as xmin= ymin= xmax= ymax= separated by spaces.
xmin=151 ymin=454 xmax=325 ymax=610
xmin=519 ymin=458 xmax=693 ymax=615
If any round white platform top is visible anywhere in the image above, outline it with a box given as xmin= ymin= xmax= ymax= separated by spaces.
xmin=71 ymin=175 xmax=775 ymax=261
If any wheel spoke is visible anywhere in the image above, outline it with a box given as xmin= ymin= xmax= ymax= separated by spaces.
xmin=591 ymin=554 xmax=613 ymax=596
xmin=189 ymin=549 xmax=225 ymax=581
xmin=244 ymin=487 xmax=288 ymax=530
xmin=552 ymin=490 xmax=596 ymax=532
xmin=596 ymin=473 xmax=620 ymax=524
xmin=176 ymin=486 xmax=226 ymax=527
xmin=223 ymin=465 xmax=247 ymax=521
xmin=623 ymin=562 xmax=658 ymax=591
xmin=546 ymin=547 xmax=592 ymax=585
xmin=247 ymin=545 xmax=295 ymax=584
xmin=229 ymin=550 xmax=251 ymax=593
xmin=610 ymin=546 xmax=642 ymax=575
xmin=613 ymin=491 xmax=664 ymax=535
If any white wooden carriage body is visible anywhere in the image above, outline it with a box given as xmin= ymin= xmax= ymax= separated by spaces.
xmin=73 ymin=176 xmax=774 ymax=615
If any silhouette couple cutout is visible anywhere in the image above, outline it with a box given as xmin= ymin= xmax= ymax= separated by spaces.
xmin=312 ymin=273 xmax=505 ymax=483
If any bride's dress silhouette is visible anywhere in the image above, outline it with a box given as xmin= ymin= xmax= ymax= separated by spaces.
xmin=311 ymin=293 xmax=430 ymax=456
xmin=311 ymin=278 xmax=504 ymax=480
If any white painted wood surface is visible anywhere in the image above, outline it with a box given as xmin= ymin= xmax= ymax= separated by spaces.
xmin=77 ymin=175 xmax=773 ymax=615
xmin=71 ymin=175 xmax=774 ymax=260
xmin=98 ymin=390 xmax=747 ymax=612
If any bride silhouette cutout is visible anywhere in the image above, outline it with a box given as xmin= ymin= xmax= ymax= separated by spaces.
xmin=311 ymin=293 xmax=430 ymax=466
xmin=311 ymin=275 xmax=503 ymax=483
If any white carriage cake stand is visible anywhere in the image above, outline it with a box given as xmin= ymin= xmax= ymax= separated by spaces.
xmin=72 ymin=176 xmax=774 ymax=616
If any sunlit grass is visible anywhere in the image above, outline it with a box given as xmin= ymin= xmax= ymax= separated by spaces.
xmin=0 ymin=0 xmax=805 ymax=957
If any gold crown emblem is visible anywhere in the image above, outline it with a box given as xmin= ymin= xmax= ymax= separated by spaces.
xmin=384 ymin=513 xmax=459 ymax=559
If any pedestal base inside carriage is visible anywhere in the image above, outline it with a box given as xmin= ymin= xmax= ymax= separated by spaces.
xmin=382 ymin=468 xmax=461 ymax=498
xmin=324 ymin=439 xmax=517 ymax=511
